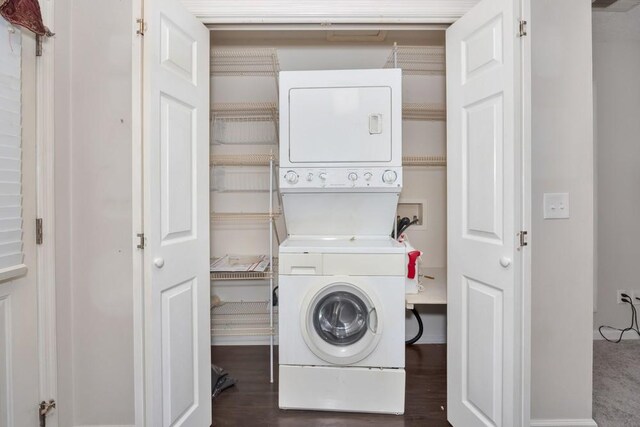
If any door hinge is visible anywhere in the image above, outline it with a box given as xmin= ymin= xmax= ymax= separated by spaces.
xmin=39 ymin=399 xmax=56 ymax=427
xmin=136 ymin=18 xmax=146 ymax=36
xmin=518 ymin=19 xmax=528 ymax=37
xmin=36 ymin=34 xmax=43 ymax=56
xmin=36 ymin=218 xmax=43 ymax=245
xmin=137 ymin=233 xmax=145 ymax=249
xmin=519 ymin=230 xmax=528 ymax=248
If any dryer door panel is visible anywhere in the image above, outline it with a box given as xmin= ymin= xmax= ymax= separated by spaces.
xmin=289 ymin=86 xmax=392 ymax=163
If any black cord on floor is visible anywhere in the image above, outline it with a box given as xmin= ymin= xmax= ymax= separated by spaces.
xmin=406 ymin=307 xmax=423 ymax=345
xmin=598 ymin=294 xmax=640 ymax=343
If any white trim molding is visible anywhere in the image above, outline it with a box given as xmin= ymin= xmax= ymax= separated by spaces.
xmin=36 ymin=1 xmax=58 ymax=427
xmin=531 ymin=419 xmax=597 ymax=427
xmin=74 ymin=425 xmax=135 ymax=427
xmin=180 ymin=0 xmax=481 ymax=24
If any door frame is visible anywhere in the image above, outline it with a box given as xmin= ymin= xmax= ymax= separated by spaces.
xmin=35 ymin=0 xmax=59 ymax=424
xmin=131 ymin=1 xmax=531 ymax=426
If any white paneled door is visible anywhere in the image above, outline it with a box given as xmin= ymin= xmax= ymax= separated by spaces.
xmin=142 ymin=0 xmax=211 ymax=425
xmin=0 ymin=26 xmax=39 ymax=427
xmin=446 ymin=0 xmax=527 ymax=426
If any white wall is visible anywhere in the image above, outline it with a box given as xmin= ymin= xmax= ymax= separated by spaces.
xmin=530 ymin=0 xmax=595 ymax=424
xmin=592 ymin=6 xmax=640 ymax=335
xmin=54 ymin=0 xmax=136 ymax=425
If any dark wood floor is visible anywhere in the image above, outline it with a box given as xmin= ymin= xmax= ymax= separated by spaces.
xmin=212 ymin=344 xmax=450 ymax=427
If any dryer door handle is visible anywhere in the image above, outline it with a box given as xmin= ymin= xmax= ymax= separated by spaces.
xmin=367 ymin=307 xmax=379 ymax=334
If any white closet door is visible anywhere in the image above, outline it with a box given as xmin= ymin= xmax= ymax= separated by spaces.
xmin=142 ymin=0 xmax=210 ymax=425
xmin=0 ymin=24 xmax=39 ymax=427
xmin=446 ymin=0 xmax=527 ymax=426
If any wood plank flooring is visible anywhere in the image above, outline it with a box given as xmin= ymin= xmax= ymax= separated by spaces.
xmin=212 ymin=344 xmax=450 ymax=427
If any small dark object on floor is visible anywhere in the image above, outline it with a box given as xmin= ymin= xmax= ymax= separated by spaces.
xmin=211 ymin=364 xmax=236 ymax=398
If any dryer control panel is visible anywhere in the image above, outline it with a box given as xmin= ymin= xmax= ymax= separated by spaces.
xmin=280 ymin=167 xmax=402 ymax=190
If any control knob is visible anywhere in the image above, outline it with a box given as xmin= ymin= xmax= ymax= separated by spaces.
xmin=348 ymin=172 xmax=358 ymax=182
xmin=318 ymin=172 xmax=327 ymax=181
xmin=284 ymin=171 xmax=299 ymax=184
xmin=364 ymin=172 xmax=373 ymax=181
xmin=306 ymin=172 xmax=314 ymax=182
xmin=382 ymin=170 xmax=397 ymax=184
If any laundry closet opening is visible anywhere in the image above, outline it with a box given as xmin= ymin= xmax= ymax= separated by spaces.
xmin=208 ymin=26 xmax=448 ymax=375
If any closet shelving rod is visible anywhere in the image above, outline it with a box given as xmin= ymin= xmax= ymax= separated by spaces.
xmin=383 ymin=45 xmax=446 ymax=75
xmin=269 ymin=153 xmax=274 ymax=384
xmin=402 ymin=155 xmax=447 ymax=167
xmin=403 ymin=104 xmax=446 ymax=121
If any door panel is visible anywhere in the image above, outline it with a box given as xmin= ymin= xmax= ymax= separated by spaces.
xmin=162 ymin=279 xmax=197 ymax=425
xmin=0 ymin=25 xmax=39 ymax=427
xmin=143 ymin=0 xmax=210 ymax=425
xmin=159 ymin=94 xmax=196 ymax=243
xmin=447 ymin=0 xmax=524 ymax=426
xmin=464 ymin=277 xmax=503 ymax=424
xmin=464 ymin=93 xmax=503 ymax=242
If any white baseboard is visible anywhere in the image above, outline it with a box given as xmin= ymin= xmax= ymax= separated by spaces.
xmin=413 ymin=333 xmax=446 ymax=344
xmin=593 ymin=328 xmax=640 ymax=341
xmin=531 ymin=419 xmax=597 ymax=427
xmin=74 ymin=425 xmax=135 ymax=427
xmin=211 ymin=335 xmax=447 ymax=346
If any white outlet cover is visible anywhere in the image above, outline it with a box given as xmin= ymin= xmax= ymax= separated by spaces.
xmin=544 ymin=193 xmax=570 ymax=219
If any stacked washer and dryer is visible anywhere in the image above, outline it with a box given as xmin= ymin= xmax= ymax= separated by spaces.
xmin=277 ymin=69 xmax=407 ymax=414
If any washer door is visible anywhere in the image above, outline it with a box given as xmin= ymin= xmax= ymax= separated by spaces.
xmin=301 ymin=281 xmax=383 ymax=365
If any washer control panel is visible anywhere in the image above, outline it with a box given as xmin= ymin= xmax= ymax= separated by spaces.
xmin=280 ymin=167 xmax=402 ymax=189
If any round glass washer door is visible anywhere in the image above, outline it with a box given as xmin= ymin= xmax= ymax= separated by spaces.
xmin=301 ymin=281 xmax=383 ymax=365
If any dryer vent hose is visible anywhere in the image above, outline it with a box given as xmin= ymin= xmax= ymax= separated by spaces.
xmin=405 ymin=307 xmax=423 ymax=345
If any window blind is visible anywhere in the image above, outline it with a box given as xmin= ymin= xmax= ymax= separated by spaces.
xmin=0 ymin=18 xmax=24 ymax=274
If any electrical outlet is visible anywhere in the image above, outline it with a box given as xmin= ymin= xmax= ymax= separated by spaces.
xmin=617 ymin=289 xmax=630 ymax=304
xmin=631 ymin=290 xmax=640 ymax=305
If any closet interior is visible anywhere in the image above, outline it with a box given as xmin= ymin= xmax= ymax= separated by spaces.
xmin=208 ymin=28 xmax=448 ymax=374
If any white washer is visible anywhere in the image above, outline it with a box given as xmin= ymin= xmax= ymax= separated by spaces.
xmin=278 ymin=237 xmax=406 ymax=414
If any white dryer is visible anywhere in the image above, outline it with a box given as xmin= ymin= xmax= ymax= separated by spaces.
xmin=278 ymin=68 xmax=403 ymax=237
xmin=278 ymin=237 xmax=406 ymax=414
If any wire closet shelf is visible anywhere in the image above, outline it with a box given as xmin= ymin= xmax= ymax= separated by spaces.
xmin=210 ymin=301 xmax=278 ymax=337
xmin=384 ymin=45 xmax=446 ymax=75
xmin=211 ymin=48 xmax=281 ymax=77
xmin=211 ymin=102 xmax=279 ymax=145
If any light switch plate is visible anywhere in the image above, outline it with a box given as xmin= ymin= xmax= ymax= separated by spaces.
xmin=544 ymin=193 xmax=570 ymax=219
